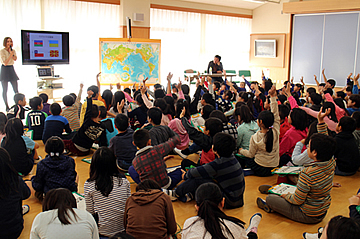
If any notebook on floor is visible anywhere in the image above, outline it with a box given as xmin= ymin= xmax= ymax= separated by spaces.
xmin=268 ymin=183 xmax=297 ymax=196
xmin=272 ymin=166 xmax=304 ymax=175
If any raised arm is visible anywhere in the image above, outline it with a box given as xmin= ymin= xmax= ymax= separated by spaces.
xmin=322 ymin=69 xmax=327 ymax=83
xmin=166 ymin=72 xmax=173 ymax=95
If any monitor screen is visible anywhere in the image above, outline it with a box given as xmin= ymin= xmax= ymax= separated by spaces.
xmin=21 ymin=30 xmax=69 ymax=65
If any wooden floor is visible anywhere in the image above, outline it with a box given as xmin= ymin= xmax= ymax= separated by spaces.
xmin=20 ymin=141 xmax=360 ymax=239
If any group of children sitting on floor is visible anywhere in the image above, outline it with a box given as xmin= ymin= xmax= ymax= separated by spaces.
xmin=1 ymin=69 xmax=360 ymax=239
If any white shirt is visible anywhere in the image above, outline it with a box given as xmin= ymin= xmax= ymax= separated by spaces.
xmin=182 ymin=216 xmax=247 ymax=239
xmin=0 ymin=48 xmax=16 ymax=65
xmin=30 ymin=208 xmax=99 ymax=239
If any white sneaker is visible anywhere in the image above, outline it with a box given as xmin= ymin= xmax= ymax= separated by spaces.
xmin=174 ymin=148 xmax=187 ymax=159
xmin=302 ymin=232 xmax=319 ymax=239
xmin=246 ymin=213 xmax=262 ymax=234
xmin=22 ymin=205 xmax=30 ymax=215
xmin=162 ymin=189 xmax=177 ymax=201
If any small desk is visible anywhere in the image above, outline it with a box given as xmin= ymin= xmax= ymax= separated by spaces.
xmin=189 ymin=73 xmax=237 ymax=84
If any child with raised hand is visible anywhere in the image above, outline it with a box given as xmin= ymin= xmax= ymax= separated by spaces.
xmin=238 ymin=85 xmax=280 ymax=176
xmin=84 ymin=147 xmax=130 ymax=237
xmin=26 ymin=96 xmax=47 ymax=140
xmin=7 ymin=93 xmax=26 ymax=119
xmin=172 ymin=133 xmax=245 ymax=207
xmin=61 ymin=83 xmax=83 ymax=131
xmin=124 ymin=179 xmax=177 ymax=239
xmin=182 ymin=183 xmax=261 ymax=239
xmin=1 ymin=118 xmax=38 ymax=176
xmin=0 ymin=112 xmax=7 ymax=142
xmin=109 ymin=114 xmax=137 ymax=171
xmin=31 ymin=136 xmax=77 ymax=202
xmin=63 ymin=90 xmax=106 ymax=156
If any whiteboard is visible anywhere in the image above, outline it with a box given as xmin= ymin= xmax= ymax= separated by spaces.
xmin=291 ymin=12 xmax=360 ymax=87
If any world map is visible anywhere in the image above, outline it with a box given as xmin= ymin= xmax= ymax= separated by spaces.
xmin=100 ymin=40 xmax=160 ymax=85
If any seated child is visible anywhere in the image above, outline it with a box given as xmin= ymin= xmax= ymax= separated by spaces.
xmin=1 ymin=118 xmax=35 ymax=175
xmin=309 ymin=93 xmax=322 ymax=111
xmin=169 ymin=133 xmax=245 ymax=208
xmin=182 ymin=183 xmax=261 ymax=238
xmin=61 ymin=83 xmax=83 ymax=131
xmin=128 ymin=129 xmax=182 ymax=189
xmin=0 ymin=147 xmax=31 ymax=239
xmin=238 ymin=86 xmax=280 ymax=176
xmin=210 ymin=110 xmax=238 ymax=141
xmin=352 ymin=111 xmax=360 ymax=156
xmin=84 ymin=147 xmax=130 ymax=237
xmin=347 ymin=94 xmax=360 ymax=115
xmin=235 ymin=105 xmax=259 ymax=151
xmin=42 ymin=103 xmax=72 ymax=144
xmin=168 ymin=99 xmax=190 ymax=151
xmin=109 ymin=114 xmax=137 ymax=171
xmin=0 ymin=112 xmax=7 ymax=142
xmin=148 ymin=107 xmax=176 ymax=146
xmin=63 ymin=91 xmax=106 ymax=156
xmin=180 ymin=117 xmax=223 ymax=168
xmin=257 ymin=132 xmax=336 ymax=224
xmin=279 ymin=107 xmax=308 ymax=166
xmin=98 ymin=106 xmax=117 ymax=147
xmin=7 ymin=93 xmax=26 ymax=119
xmin=30 ymin=188 xmax=98 ymax=239
xmin=39 ymin=93 xmax=51 ymax=116
xmin=31 ymin=136 xmax=77 ymax=201
xmin=80 ymin=85 xmax=105 ymax=125
xmin=26 ymin=96 xmax=47 ymax=140
xmin=278 ymin=104 xmax=291 ymax=142
xmin=330 ymin=116 xmax=360 ymax=175
xmin=124 ymin=180 xmax=177 ymax=239
xmin=217 ymin=90 xmax=233 ymax=113
xmin=195 ymin=104 xmax=214 ymax=127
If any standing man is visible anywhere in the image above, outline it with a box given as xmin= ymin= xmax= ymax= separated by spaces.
xmin=207 ymin=55 xmax=226 ymax=83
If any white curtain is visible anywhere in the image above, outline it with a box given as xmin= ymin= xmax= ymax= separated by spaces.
xmin=150 ymin=8 xmax=252 ymax=84
xmin=0 ymin=0 xmax=120 ymax=110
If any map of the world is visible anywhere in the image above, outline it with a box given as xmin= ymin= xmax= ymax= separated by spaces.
xmin=99 ymin=39 xmax=161 ymax=85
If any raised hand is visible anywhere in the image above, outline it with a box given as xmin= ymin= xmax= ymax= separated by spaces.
xmin=317 ymin=107 xmax=331 ymax=123
xmin=347 ymin=73 xmax=353 ymax=80
xmin=290 ymin=76 xmax=294 ymax=84
xmin=167 ymin=72 xmax=173 ymax=82
xmin=116 ymin=82 xmax=121 ymax=90
xmin=87 ymin=90 xmax=94 ymax=98
xmin=96 ymin=72 xmax=101 ymax=79
xmin=284 ymin=82 xmax=291 ymax=97
xmin=177 ymin=79 xmax=182 ymax=91
xmin=80 ymin=83 xmax=84 ymax=89
xmin=180 ymin=106 xmax=186 ymax=118
xmin=300 ymin=76 xmax=304 ymax=85
xmin=117 ymin=99 xmax=125 ymax=113
xmin=143 ymin=77 xmax=148 ymax=85
xmin=268 ymin=85 xmax=277 ymax=97
xmin=140 ymin=85 xmax=147 ymax=95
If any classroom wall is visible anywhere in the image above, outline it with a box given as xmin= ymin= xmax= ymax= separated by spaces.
xmin=250 ymin=0 xmax=291 ymax=87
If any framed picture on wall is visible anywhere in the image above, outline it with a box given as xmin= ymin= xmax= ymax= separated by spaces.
xmin=255 ymin=39 xmax=276 ymax=58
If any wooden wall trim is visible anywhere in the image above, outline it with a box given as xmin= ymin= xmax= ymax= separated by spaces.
xmin=71 ymin=0 xmax=120 ymax=5
xmin=150 ymin=4 xmax=252 ymax=19
xmin=283 ymin=0 xmax=360 ymax=14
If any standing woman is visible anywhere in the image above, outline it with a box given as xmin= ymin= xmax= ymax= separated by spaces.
xmin=0 ymin=37 xmax=19 ymax=111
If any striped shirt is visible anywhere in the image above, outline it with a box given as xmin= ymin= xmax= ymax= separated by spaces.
xmin=285 ymin=158 xmax=335 ymax=217
xmin=61 ymin=88 xmax=82 ymax=131
xmin=184 ymin=155 xmax=245 ymax=208
xmin=84 ymin=176 xmax=131 ymax=237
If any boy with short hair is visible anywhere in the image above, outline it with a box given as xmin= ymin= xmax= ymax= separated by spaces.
xmin=7 ymin=93 xmax=26 ymax=119
xmin=109 ymin=114 xmax=137 ymax=171
xmin=166 ymin=133 xmax=245 ymax=208
xmin=26 ymin=96 xmax=47 ymax=140
xmin=39 ymin=93 xmax=51 ymax=115
xmin=63 ymin=90 xmax=106 ymax=156
xmin=99 ymin=106 xmax=116 ymax=147
xmin=347 ymin=94 xmax=360 ymax=115
xmin=128 ymin=129 xmax=182 ymax=189
xmin=148 ymin=107 xmax=176 ymax=146
xmin=257 ymin=131 xmax=337 ymax=224
xmin=332 ymin=116 xmax=360 ymax=175
xmin=42 ymin=103 xmax=72 ymax=144
xmin=61 ymin=83 xmax=83 ymax=131
xmin=181 ymin=116 xmax=223 ymax=168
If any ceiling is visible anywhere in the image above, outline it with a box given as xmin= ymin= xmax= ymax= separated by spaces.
xmin=177 ymin=0 xmax=266 ymax=10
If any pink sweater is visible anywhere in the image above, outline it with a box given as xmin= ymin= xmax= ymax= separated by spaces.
xmin=168 ymin=118 xmax=190 ymax=150
xmin=279 ymin=126 xmax=307 ymax=157
xmin=324 ymin=93 xmax=346 ymax=120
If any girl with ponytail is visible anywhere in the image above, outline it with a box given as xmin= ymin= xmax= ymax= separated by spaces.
xmin=31 ymin=136 xmax=78 ymax=202
xmin=238 ymin=86 xmax=280 ymax=176
xmin=182 ymin=182 xmax=261 ymax=239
